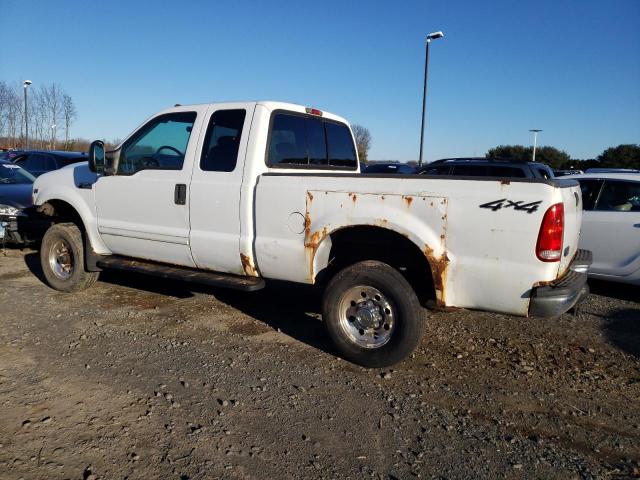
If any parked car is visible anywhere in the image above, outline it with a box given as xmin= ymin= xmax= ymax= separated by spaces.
xmin=362 ymin=162 xmax=416 ymax=174
xmin=419 ymin=157 xmax=555 ymax=179
xmin=0 ymin=150 xmax=27 ymax=161
xmin=554 ymin=169 xmax=584 ymax=177
xmin=31 ymin=101 xmax=590 ymax=367
xmin=12 ymin=150 xmax=87 ymax=177
xmin=586 ymin=168 xmax=640 ymax=174
xmin=572 ymin=172 xmax=640 ymax=285
xmin=0 ymin=159 xmax=36 ymax=244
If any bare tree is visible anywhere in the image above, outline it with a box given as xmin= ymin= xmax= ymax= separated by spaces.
xmin=43 ymin=83 xmax=63 ymax=149
xmin=62 ymin=94 xmax=77 ymax=150
xmin=351 ymin=124 xmax=372 ymax=163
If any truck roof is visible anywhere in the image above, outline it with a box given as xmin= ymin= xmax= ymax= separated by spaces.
xmin=160 ymin=101 xmax=351 ymax=126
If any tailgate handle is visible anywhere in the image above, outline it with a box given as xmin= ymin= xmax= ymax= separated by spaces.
xmin=174 ymin=184 xmax=187 ymax=205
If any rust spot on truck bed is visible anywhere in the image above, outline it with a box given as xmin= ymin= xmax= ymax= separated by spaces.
xmin=304 ymin=224 xmax=329 ymax=282
xmin=350 ymin=193 xmax=357 ymax=203
xmin=403 ymin=196 xmax=413 ymax=207
xmin=424 ymin=244 xmax=450 ymax=306
xmin=240 ymin=254 xmax=258 ymax=277
xmin=307 ymin=191 xmax=314 ymax=202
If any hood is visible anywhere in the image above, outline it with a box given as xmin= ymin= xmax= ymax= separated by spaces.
xmin=0 ymin=183 xmax=33 ymax=209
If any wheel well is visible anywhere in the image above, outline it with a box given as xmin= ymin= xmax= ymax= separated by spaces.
xmin=318 ymin=226 xmax=436 ymax=305
xmin=39 ymin=200 xmax=84 ymax=227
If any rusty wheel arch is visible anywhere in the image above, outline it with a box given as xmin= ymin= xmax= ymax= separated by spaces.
xmin=314 ymin=225 xmax=439 ymax=306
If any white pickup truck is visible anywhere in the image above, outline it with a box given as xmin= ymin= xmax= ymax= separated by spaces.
xmin=31 ymin=101 xmax=591 ymax=367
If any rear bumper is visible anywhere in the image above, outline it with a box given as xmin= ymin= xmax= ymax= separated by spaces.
xmin=529 ymin=249 xmax=593 ymax=318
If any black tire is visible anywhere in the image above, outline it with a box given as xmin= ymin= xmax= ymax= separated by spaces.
xmin=40 ymin=223 xmax=99 ymax=292
xmin=322 ymin=260 xmax=425 ymax=368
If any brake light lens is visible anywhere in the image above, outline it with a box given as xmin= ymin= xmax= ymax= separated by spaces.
xmin=305 ymin=107 xmax=323 ymax=116
xmin=536 ymin=203 xmax=564 ymax=262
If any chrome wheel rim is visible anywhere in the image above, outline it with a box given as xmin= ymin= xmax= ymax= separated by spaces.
xmin=338 ymin=285 xmax=396 ymax=349
xmin=49 ymin=239 xmax=74 ymax=280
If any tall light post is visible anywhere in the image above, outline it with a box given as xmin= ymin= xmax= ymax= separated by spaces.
xmin=23 ymin=80 xmax=32 ymax=149
xmin=418 ymin=31 xmax=444 ymax=167
xmin=51 ymin=124 xmax=57 ymax=150
xmin=529 ymin=129 xmax=542 ymax=162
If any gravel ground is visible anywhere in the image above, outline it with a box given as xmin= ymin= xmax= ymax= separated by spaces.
xmin=0 ymin=247 xmax=638 ymax=480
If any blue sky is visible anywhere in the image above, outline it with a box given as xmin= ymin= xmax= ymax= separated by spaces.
xmin=1 ymin=0 xmax=638 ymax=162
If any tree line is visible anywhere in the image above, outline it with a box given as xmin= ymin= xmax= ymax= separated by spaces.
xmin=0 ymin=80 xmax=77 ymax=151
xmin=486 ymin=144 xmax=639 ymax=170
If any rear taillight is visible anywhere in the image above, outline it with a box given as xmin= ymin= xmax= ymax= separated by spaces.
xmin=536 ymin=203 xmax=564 ymax=262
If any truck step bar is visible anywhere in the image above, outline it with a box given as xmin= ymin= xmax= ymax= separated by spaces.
xmin=96 ymin=255 xmax=265 ymax=292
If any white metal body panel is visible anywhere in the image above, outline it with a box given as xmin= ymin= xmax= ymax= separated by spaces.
xmin=94 ymin=105 xmax=208 ymax=267
xmin=255 ymin=175 xmax=579 ymax=316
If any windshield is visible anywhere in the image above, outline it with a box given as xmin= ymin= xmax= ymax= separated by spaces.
xmin=0 ymin=163 xmax=35 ymax=184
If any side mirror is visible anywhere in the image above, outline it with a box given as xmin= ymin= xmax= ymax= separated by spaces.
xmin=88 ymin=140 xmax=105 ymax=173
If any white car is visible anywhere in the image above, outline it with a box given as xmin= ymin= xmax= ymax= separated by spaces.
xmin=573 ymin=172 xmax=640 ymax=285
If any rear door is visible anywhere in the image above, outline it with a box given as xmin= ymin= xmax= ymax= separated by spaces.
xmin=580 ymin=179 xmax=640 ymax=277
xmin=188 ymin=104 xmax=254 ymax=275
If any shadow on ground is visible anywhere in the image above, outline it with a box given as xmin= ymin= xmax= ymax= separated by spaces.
xmin=24 ymin=251 xmax=334 ymax=356
xmin=601 ymin=308 xmax=640 ymax=358
xmin=589 ymin=279 xmax=639 ymax=303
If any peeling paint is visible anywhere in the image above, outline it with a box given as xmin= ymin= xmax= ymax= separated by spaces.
xmin=240 ymin=253 xmax=258 ymax=277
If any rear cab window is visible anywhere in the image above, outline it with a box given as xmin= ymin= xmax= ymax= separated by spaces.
xmin=267 ymin=111 xmax=357 ymax=170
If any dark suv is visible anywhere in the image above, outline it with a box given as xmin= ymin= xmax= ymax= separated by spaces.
xmin=11 ymin=150 xmax=87 ymax=177
xmin=418 ymin=158 xmax=555 ymax=179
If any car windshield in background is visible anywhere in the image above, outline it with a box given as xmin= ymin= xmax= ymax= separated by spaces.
xmin=0 ymin=163 xmax=35 ymax=184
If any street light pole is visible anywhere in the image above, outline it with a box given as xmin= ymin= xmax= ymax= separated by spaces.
xmin=418 ymin=31 xmax=444 ymax=168
xmin=529 ymin=129 xmax=542 ymax=162
xmin=23 ymin=80 xmax=32 ymax=149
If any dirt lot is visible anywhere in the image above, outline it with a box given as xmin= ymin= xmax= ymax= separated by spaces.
xmin=0 ymin=248 xmax=638 ymax=480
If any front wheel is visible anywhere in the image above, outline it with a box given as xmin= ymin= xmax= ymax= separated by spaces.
xmin=322 ymin=260 xmax=425 ymax=368
xmin=40 ymin=223 xmax=99 ymax=292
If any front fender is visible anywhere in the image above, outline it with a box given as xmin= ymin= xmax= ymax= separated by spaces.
xmin=34 ymin=165 xmax=110 ymax=255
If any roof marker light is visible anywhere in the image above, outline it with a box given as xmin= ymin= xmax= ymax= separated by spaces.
xmin=305 ymin=107 xmax=323 ymax=116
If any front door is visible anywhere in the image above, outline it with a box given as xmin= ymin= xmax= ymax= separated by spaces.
xmin=95 ymin=108 xmax=205 ymax=266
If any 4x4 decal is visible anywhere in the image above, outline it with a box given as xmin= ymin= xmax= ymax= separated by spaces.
xmin=479 ymin=198 xmax=542 ymax=214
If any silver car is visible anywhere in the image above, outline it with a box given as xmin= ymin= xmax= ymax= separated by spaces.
xmin=573 ymin=172 xmax=640 ymax=285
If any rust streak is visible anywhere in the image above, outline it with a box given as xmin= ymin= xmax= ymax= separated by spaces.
xmin=501 ymin=180 xmax=511 ymax=185
xmin=350 ymin=193 xmax=357 ymax=203
xmin=240 ymin=253 xmax=258 ymax=277
xmin=423 ymin=244 xmax=450 ymax=307
xmin=403 ymin=195 xmax=414 ymax=207
xmin=307 ymin=191 xmax=314 ymax=201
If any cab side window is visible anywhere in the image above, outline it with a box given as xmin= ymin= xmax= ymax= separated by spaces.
xmin=118 ymin=112 xmax=196 ymax=175
xmin=595 ymin=180 xmax=640 ymax=212
xmin=200 ymin=109 xmax=246 ymax=172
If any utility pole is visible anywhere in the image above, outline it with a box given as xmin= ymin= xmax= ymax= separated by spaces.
xmin=418 ymin=31 xmax=444 ymax=167
xmin=529 ymin=129 xmax=542 ymax=162
xmin=23 ymin=80 xmax=32 ymax=149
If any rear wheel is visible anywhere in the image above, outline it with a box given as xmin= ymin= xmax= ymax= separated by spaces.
xmin=40 ymin=223 xmax=99 ymax=292
xmin=322 ymin=260 xmax=425 ymax=368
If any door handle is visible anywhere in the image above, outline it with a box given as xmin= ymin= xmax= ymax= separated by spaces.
xmin=174 ymin=184 xmax=187 ymax=205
